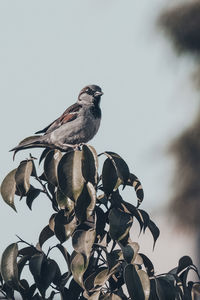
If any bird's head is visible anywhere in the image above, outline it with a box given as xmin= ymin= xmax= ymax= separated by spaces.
xmin=78 ymin=85 xmax=103 ymax=106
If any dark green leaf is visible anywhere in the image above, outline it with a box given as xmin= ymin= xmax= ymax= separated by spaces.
xmin=109 ymin=208 xmax=133 ymax=242
xmin=58 ymin=150 xmax=85 ymax=201
xmin=82 ymin=144 xmax=98 ymax=185
xmin=106 ymin=250 xmax=122 ymax=272
xmin=96 ymin=206 xmax=107 ymax=238
xmin=26 ymin=187 xmax=40 ymax=210
xmin=18 ymin=246 xmax=39 ymax=257
xmin=17 ymin=255 xmax=30 ymax=279
xmin=121 ymin=202 xmax=144 ymax=233
xmin=56 ymin=244 xmax=71 ymax=272
xmin=139 ymin=253 xmax=155 ymax=277
xmin=0 ymin=169 xmax=17 ymax=211
xmin=54 ymin=210 xmax=77 ymax=243
xmin=148 ymin=220 xmax=160 ymax=249
xmin=29 ymin=253 xmax=44 ymax=285
xmin=103 ymin=152 xmax=130 ymax=187
xmin=39 ymin=148 xmax=51 ymax=165
xmin=75 ymin=182 xmax=96 ymax=223
xmin=119 ymin=242 xmax=139 ymax=264
xmin=139 ymin=209 xmax=150 ymax=232
xmin=44 ymin=149 xmax=62 ymax=186
xmin=1 ymin=243 xmax=19 ymax=290
xmin=40 ymin=258 xmax=60 ymax=292
xmin=102 ymin=158 xmax=118 ymax=198
xmin=124 ymin=264 xmax=144 ymax=300
xmin=177 ymin=256 xmax=193 ymax=275
xmin=155 ymin=277 xmax=176 ymax=300
xmin=68 ymin=279 xmax=83 ymax=299
xmin=38 ymin=225 xmax=54 ymax=248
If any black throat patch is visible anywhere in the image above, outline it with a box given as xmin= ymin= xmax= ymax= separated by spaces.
xmin=90 ymin=100 xmax=101 ymax=119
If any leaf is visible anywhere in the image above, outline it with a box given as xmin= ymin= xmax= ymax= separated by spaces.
xmin=38 ymin=225 xmax=54 ymax=248
xmin=137 ymin=269 xmax=150 ymax=300
xmin=54 ymin=210 xmax=77 ymax=243
xmin=148 ymin=220 xmax=160 ymax=249
xmin=29 ymin=254 xmax=59 ymax=297
xmin=15 ymin=160 xmax=33 ymax=196
xmin=139 ymin=209 xmax=150 ymax=232
xmin=94 ymin=267 xmax=109 ymax=287
xmin=106 ymin=250 xmax=122 ymax=272
xmin=103 ymin=152 xmax=130 ymax=188
xmin=75 ymin=182 xmax=96 ymax=222
xmin=39 ymin=148 xmax=51 ymax=165
xmin=72 ymin=228 xmax=96 ymax=259
xmin=124 ymin=264 xmax=145 ymax=300
xmin=70 ymin=251 xmax=88 ymax=288
xmin=1 ymin=243 xmax=19 ymax=290
xmin=139 ymin=253 xmax=155 ymax=277
xmin=58 ymin=150 xmax=85 ymax=201
xmin=96 ymin=206 xmax=107 ymax=238
xmin=192 ymin=283 xmax=200 ymax=295
xmin=56 ymin=188 xmax=74 ymax=211
xmin=26 ymin=187 xmax=41 ymax=210
xmin=56 ymin=244 xmax=71 ymax=272
xmin=0 ymin=169 xmax=17 ymax=211
xmin=17 ymin=255 xmax=30 ymax=279
xmin=177 ymin=256 xmax=193 ymax=275
xmin=119 ymin=242 xmax=139 ymax=264
xmin=155 ymin=277 xmax=176 ymax=300
xmin=102 ymin=158 xmax=118 ymax=198
xmin=121 ymin=202 xmax=144 ymax=233
xmin=29 ymin=253 xmax=44 ymax=285
xmin=127 ymin=173 xmax=144 ymax=207
xmin=40 ymin=258 xmax=60 ymax=294
xmin=109 ymin=208 xmax=133 ymax=242
xmin=44 ymin=149 xmax=62 ymax=186
xmin=18 ymin=246 xmax=39 ymax=257
xmin=82 ymin=144 xmax=98 ymax=185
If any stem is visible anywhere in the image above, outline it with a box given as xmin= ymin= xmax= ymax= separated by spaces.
xmin=35 ymin=176 xmax=53 ymax=203
xmin=16 ymin=235 xmax=35 ymax=249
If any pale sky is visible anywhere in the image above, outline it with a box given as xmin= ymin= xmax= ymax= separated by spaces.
xmin=0 ymin=0 xmax=199 ymax=278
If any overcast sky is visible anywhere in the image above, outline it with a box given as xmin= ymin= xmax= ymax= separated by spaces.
xmin=0 ymin=0 xmax=199 ymax=275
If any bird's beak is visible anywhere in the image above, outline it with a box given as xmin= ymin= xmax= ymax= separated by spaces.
xmin=94 ymin=91 xmax=104 ymax=97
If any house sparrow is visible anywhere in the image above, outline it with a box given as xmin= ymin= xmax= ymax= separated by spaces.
xmin=11 ymin=85 xmax=103 ymax=154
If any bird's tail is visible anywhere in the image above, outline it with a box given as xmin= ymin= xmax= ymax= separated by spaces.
xmin=10 ymin=135 xmax=49 ymax=158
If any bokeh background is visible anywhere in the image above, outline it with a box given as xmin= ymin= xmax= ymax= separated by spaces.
xmin=0 ymin=0 xmax=199 ymax=278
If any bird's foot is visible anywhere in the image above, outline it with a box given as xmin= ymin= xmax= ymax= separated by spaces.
xmin=54 ymin=142 xmax=86 ymax=152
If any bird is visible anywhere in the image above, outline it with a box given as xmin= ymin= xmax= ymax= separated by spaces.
xmin=11 ymin=85 xmax=103 ymax=155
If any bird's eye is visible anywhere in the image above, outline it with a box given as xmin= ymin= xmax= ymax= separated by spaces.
xmin=85 ymin=88 xmax=93 ymax=95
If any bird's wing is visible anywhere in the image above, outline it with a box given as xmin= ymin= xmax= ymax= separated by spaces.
xmin=35 ymin=103 xmax=82 ymax=134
